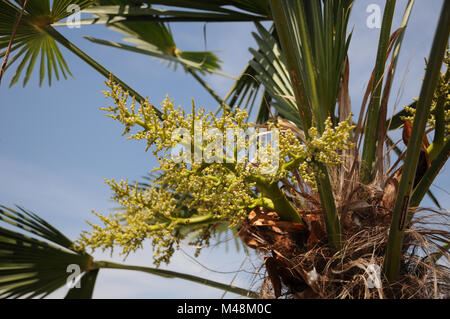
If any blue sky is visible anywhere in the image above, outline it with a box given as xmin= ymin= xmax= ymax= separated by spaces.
xmin=0 ymin=0 xmax=448 ymax=298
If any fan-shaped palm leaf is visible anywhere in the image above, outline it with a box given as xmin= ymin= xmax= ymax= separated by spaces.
xmin=0 ymin=205 xmax=95 ymax=298
xmin=0 ymin=0 xmax=92 ymax=87
xmin=83 ymin=20 xmax=222 ymax=74
xmin=0 ymin=205 xmax=258 ymax=298
xmin=70 ymin=0 xmax=224 ymax=74
xmin=214 ymin=23 xmax=300 ymax=127
xmin=1 ymin=0 xmax=162 ymax=115
xmin=249 ymin=23 xmax=300 ymax=127
xmin=78 ymin=7 xmax=228 ymax=105
xmin=213 ymin=59 xmax=261 ymax=117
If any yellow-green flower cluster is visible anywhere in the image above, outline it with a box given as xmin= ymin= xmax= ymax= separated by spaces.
xmin=278 ymin=116 xmax=355 ymax=187
xmin=78 ymin=79 xmax=355 ymax=264
xmin=77 ymin=180 xmax=180 ymax=264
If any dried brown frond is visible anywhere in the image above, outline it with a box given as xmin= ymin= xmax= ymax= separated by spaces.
xmin=246 ymin=211 xmax=449 ymax=298
xmin=242 ymin=141 xmax=448 ymax=299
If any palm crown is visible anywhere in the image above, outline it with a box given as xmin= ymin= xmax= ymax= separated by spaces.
xmin=0 ymin=0 xmax=449 ymax=299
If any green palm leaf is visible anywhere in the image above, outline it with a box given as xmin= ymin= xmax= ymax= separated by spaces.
xmin=1 ymin=0 xmax=162 ymax=115
xmin=72 ymin=1 xmax=264 ymax=74
xmin=145 ymin=0 xmax=271 ymax=17
xmin=83 ymin=23 xmax=222 ymax=74
xmin=0 ymin=206 xmax=95 ymax=298
xmin=268 ymin=0 xmax=354 ymax=250
xmin=383 ymin=0 xmax=450 ymax=281
xmin=72 ymin=0 xmax=271 ymax=24
xmin=79 ymin=10 xmax=228 ymax=105
xmin=0 ymin=205 xmax=258 ymax=298
xmin=215 ymin=23 xmax=301 ymax=127
xmin=360 ymin=0 xmax=397 ymax=183
xmin=0 ymin=0 xmax=92 ymax=87
xmin=249 ymin=23 xmax=300 ymax=127
xmin=214 ymin=59 xmax=261 ymax=116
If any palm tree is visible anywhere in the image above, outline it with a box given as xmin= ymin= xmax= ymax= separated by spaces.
xmin=0 ymin=0 xmax=449 ymax=298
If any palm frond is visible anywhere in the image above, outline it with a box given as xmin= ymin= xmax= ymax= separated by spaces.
xmin=0 ymin=0 xmax=92 ymax=87
xmin=269 ymin=0 xmax=354 ymax=250
xmin=249 ymin=22 xmax=301 ymax=126
xmin=0 ymin=206 xmax=95 ymax=299
xmin=74 ymin=1 xmax=268 ymax=73
xmin=216 ymin=23 xmax=301 ymax=127
xmin=80 ymin=12 xmax=227 ymax=106
xmin=214 ymin=60 xmax=261 ymax=115
xmin=83 ymin=33 xmax=221 ymax=75
xmin=1 ymin=0 xmax=161 ymax=115
xmin=0 ymin=205 xmax=257 ymax=298
xmin=86 ymin=13 xmax=222 ymax=74
xmin=75 ymin=0 xmax=271 ymax=23
xmin=384 ymin=0 xmax=450 ymax=281
xmin=145 ymin=0 xmax=271 ymax=17
xmin=375 ymin=1 xmax=415 ymax=174
xmin=360 ymin=0 xmax=397 ymax=183
xmin=92 ymin=260 xmax=258 ymax=298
